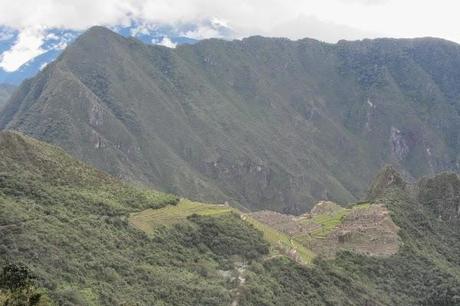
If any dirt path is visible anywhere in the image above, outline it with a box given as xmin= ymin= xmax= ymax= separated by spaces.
xmin=231 ymin=263 xmax=247 ymax=306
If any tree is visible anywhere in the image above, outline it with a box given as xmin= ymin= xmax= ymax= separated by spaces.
xmin=0 ymin=263 xmax=35 ymax=291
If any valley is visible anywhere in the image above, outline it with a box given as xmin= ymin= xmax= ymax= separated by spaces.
xmin=1 ymin=22 xmax=460 ymax=306
xmin=2 ymin=27 xmax=460 ymax=214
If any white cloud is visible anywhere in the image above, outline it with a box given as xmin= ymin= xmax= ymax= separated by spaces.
xmin=156 ymin=37 xmax=177 ymax=48
xmin=130 ymin=23 xmax=155 ymax=36
xmin=182 ymin=25 xmax=222 ymax=40
xmin=0 ymin=0 xmax=459 ymax=72
xmin=0 ymin=28 xmax=45 ymax=71
xmin=265 ymin=14 xmax=377 ymax=41
xmin=39 ymin=61 xmax=49 ymax=70
xmin=338 ymin=0 xmax=388 ymax=5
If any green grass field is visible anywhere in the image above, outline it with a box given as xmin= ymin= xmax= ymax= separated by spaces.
xmin=307 ymin=209 xmax=350 ymax=238
xmin=129 ymin=199 xmax=234 ymax=233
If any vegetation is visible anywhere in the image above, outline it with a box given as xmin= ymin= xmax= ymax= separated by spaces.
xmin=0 ymin=263 xmax=51 ymax=306
xmin=306 ymin=208 xmax=349 ymax=238
xmin=0 ymin=131 xmax=268 ymax=305
xmin=243 ymin=215 xmax=315 ymax=264
xmin=4 ymin=27 xmax=460 ymax=214
xmin=184 ymin=214 xmax=269 ymax=263
xmin=129 ymin=199 xmax=234 ymax=232
xmin=1 ymin=131 xmax=460 ymax=305
xmin=238 ymin=170 xmax=460 ymax=305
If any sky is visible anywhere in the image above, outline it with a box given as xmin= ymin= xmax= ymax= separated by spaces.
xmin=1 ymin=0 xmax=460 ymax=71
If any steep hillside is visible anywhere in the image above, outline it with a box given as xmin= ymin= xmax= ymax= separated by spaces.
xmin=0 ymin=84 xmax=15 ymax=110
xmin=242 ymin=168 xmax=460 ymax=305
xmin=2 ymin=26 xmax=460 ymax=213
xmin=1 ymin=132 xmax=459 ymax=305
xmin=0 ymin=131 xmax=268 ymax=305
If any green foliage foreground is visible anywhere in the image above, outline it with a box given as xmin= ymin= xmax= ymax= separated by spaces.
xmin=1 ymin=132 xmax=460 ymax=305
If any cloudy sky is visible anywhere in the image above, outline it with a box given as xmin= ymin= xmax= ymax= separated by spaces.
xmin=1 ymin=0 xmax=459 ymax=71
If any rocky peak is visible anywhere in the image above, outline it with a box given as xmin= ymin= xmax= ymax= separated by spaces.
xmin=367 ymin=165 xmax=407 ymax=200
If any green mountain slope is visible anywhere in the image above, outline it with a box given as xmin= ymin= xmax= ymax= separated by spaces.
xmin=1 ymin=132 xmax=459 ymax=305
xmin=1 ymin=27 xmax=460 ymax=213
xmin=0 ymin=84 xmax=15 ymax=111
xmin=0 ymin=131 xmax=269 ymax=305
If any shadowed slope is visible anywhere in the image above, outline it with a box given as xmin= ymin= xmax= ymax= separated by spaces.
xmin=2 ymin=27 xmax=460 ymax=213
xmin=0 ymin=84 xmax=15 ymax=110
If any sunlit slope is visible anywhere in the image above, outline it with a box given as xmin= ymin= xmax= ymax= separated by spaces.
xmin=129 ymin=199 xmax=234 ymax=232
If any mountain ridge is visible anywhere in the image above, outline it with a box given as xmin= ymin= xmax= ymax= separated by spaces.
xmin=2 ymin=26 xmax=460 ymax=213
xmin=0 ymin=23 xmax=214 ymax=85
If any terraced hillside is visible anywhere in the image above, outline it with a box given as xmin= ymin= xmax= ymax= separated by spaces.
xmin=3 ymin=26 xmax=460 ymax=213
xmin=250 ymin=201 xmax=400 ymax=260
xmin=130 ymin=201 xmax=316 ymax=264
xmin=1 ymin=132 xmax=459 ymax=305
xmin=129 ymin=197 xmax=397 ymax=265
xmin=129 ymin=199 xmax=234 ymax=232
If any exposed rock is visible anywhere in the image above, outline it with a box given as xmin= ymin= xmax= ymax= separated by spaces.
xmin=390 ymin=127 xmax=410 ymax=161
xmin=250 ymin=201 xmax=400 ymax=258
xmin=310 ymin=201 xmax=342 ymax=215
xmin=249 ymin=210 xmax=316 ymax=235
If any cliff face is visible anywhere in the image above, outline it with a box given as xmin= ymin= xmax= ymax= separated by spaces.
xmin=2 ymin=27 xmax=460 ymax=213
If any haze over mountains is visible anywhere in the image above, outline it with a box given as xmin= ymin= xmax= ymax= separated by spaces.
xmin=0 ymin=83 xmax=14 ymax=110
xmin=1 ymin=26 xmax=460 ymax=213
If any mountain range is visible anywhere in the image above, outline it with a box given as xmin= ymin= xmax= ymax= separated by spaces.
xmin=0 ymin=20 xmax=232 ymax=85
xmin=1 ymin=24 xmax=460 ymax=306
xmin=2 ymin=26 xmax=460 ymax=213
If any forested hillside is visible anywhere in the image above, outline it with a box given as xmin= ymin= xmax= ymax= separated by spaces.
xmin=1 ymin=131 xmax=459 ymax=305
xmin=2 ymin=27 xmax=460 ymax=213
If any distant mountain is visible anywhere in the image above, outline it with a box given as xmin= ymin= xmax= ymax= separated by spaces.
xmin=2 ymin=26 xmax=460 ymax=213
xmin=1 ymin=131 xmax=459 ymax=305
xmin=0 ymin=20 xmax=232 ymax=84
xmin=0 ymin=83 xmax=15 ymax=110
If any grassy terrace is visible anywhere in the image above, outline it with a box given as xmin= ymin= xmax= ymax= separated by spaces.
xmin=128 ymin=198 xmax=375 ymax=265
xmin=306 ymin=209 xmax=349 ymax=238
xmin=129 ymin=198 xmax=316 ymax=264
xmin=129 ymin=199 xmax=234 ymax=233
xmin=296 ymin=202 xmax=372 ymax=241
xmin=243 ymin=215 xmax=315 ymax=264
